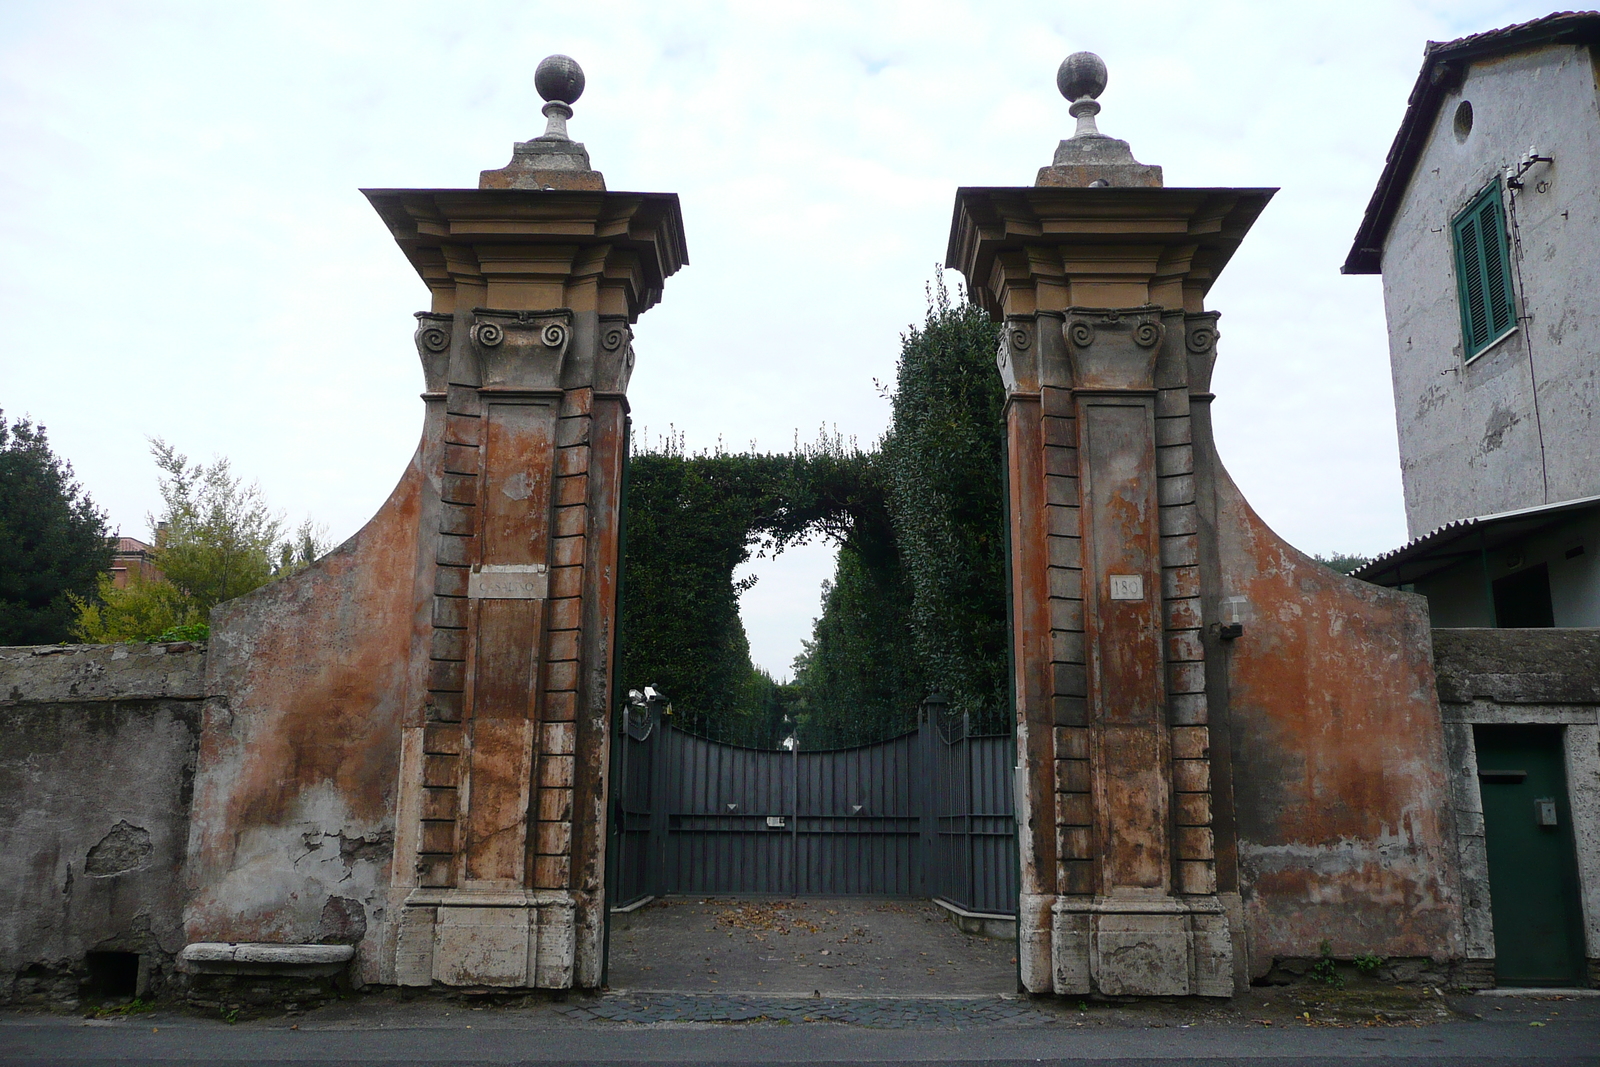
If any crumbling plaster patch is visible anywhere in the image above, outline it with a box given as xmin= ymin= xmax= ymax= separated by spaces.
xmin=189 ymin=786 xmax=388 ymax=939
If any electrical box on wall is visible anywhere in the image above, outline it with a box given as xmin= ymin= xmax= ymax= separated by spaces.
xmin=1536 ymin=797 xmax=1559 ymax=827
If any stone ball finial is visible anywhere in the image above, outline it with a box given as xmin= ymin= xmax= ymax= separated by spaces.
xmin=535 ymin=55 xmax=586 ymax=105
xmin=1057 ymin=51 xmax=1107 ymax=103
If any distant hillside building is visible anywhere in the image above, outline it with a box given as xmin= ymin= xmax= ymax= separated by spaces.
xmin=1348 ymin=12 xmax=1600 ymax=629
xmin=108 ymin=537 xmax=160 ymax=588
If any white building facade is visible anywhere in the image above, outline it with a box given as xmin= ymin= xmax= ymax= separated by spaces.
xmin=1350 ymin=14 xmax=1600 ymax=630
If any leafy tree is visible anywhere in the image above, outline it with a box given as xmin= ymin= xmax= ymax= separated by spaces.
xmin=1315 ymin=553 xmax=1372 ymax=577
xmin=619 ymin=446 xmax=776 ymax=739
xmin=617 ymin=430 xmax=888 ymax=746
xmin=278 ymin=517 xmax=330 ymax=577
xmin=789 ymin=536 xmax=922 ymax=747
xmin=72 ymin=440 xmax=329 ymax=642
xmin=149 ymin=440 xmax=282 ymax=614
xmin=71 ymin=573 xmax=198 ymax=643
xmin=0 ymin=412 xmax=112 ymax=644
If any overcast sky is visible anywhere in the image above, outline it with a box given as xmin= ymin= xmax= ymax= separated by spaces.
xmin=0 ymin=1 xmax=1559 ymax=675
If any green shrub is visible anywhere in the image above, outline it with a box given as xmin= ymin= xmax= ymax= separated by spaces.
xmin=1353 ymin=953 xmax=1385 ymax=976
xmin=1310 ymin=940 xmax=1345 ymax=987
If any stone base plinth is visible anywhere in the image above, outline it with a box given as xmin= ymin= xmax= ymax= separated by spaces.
xmin=393 ymin=890 xmax=576 ymax=989
xmin=1022 ymin=892 xmax=1233 ymax=997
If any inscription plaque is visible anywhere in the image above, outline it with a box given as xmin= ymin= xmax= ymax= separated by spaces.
xmin=469 ymin=564 xmax=550 ymax=600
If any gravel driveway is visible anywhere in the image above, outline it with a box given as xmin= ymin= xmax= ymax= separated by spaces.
xmin=605 ymin=896 xmax=1017 ymax=996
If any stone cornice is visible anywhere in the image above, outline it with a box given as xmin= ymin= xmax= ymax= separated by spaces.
xmin=364 ymin=189 xmax=688 ymax=321
xmin=945 ymin=187 xmax=1274 ymax=319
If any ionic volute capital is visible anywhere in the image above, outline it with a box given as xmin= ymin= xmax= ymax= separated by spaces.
xmin=594 ymin=315 xmax=636 ymax=394
xmin=469 ymin=308 xmax=573 ymax=394
xmin=1183 ymin=312 xmax=1222 ymax=396
xmin=413 ymin=312 xmax=452 ymax=396
xmin=1063 ymin=307 xmax=1164 ymax=392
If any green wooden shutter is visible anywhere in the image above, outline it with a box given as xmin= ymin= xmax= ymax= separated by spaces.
xmin=1452 ymin=179 xmax=1517 ymax=359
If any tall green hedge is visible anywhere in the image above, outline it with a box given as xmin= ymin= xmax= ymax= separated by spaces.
xmin=618 ymin=280 xmax=1008 ymax=748
xmin=617 ymin=434 xmax=885 ymax=746
xmin=879 ymin=282 xmax=1008 ymax=728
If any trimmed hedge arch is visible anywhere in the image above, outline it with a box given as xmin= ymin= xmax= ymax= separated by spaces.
xmin=619 ymin=282 xmax=1007 ymax=748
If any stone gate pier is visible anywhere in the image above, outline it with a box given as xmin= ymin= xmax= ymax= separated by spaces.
xmin=181 ymin=57 xmax=686 ymax=990
xmin=947 ymin=53 xmax=1464 ymax=995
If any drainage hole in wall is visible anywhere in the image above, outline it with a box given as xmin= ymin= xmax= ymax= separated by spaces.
xmin=83 ymin=951 xmax=139 ymax=998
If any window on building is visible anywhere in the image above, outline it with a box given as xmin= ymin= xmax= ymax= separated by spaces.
xmin=1451 ymin=178 xmax=1518 ymax=359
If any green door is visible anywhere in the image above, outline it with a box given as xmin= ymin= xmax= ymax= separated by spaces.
xmin=1475 ymin=725 xmax=1587 ymax=986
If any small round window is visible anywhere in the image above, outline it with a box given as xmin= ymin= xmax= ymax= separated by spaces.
xmin=1453 ymin=100 xmax=1474 ymax=142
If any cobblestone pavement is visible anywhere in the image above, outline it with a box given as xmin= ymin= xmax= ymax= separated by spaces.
xmin=557 ymin=992 xmax=1053 ymax=1028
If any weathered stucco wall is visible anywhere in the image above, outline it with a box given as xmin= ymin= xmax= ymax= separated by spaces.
xmin=183 ymin=449 xmax=425 ymax=986
xmin=1213 ymin=470 xmax=1466 ymax=976
xmin=1381 ymin=43 xmax=1600 ymax=536
xmin=0 ymin=643 xmax=206 ymax=1003
xmin=1433 ymin=627 xmax=1600 ymax=974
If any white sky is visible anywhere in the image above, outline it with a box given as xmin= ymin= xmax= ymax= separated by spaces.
xmin=0 ymin=1 xmax=1558 ymax=676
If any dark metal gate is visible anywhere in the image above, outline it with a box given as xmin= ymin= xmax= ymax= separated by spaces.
xmin=927 ymin=711 xmax=1018 ymax=916
xmin=609 ymin=703 xmax=1017 ymax=916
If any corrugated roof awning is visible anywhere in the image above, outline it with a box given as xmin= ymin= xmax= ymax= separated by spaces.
xmin=1354 ymin=494 xmax=1600 ymax=586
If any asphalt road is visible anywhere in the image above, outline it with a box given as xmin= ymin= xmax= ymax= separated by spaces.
xmin=7 ymin=902 xmax=1596 ymax=1067
xmin=4 ymin=994 xmax=1599 ymax=1066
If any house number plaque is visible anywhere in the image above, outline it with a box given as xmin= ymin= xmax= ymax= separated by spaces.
xmin=1109 ymin=574 xmax=1145 ymax=601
